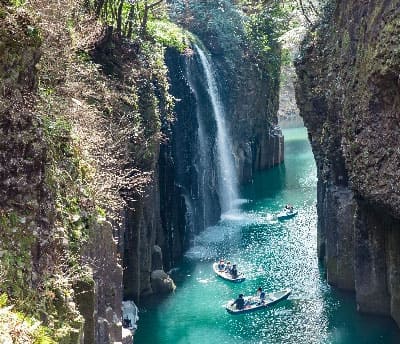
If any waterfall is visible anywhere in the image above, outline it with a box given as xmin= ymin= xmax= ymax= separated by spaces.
xmin=194 ymin=44 xmax=238 ymax=212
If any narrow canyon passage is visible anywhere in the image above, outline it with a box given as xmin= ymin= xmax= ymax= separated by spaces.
xmin=134 ymin=128 xmax=400 ymax=344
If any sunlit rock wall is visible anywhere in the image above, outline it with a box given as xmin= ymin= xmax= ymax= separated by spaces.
xmin=211 ymin=44 xmax=284 ymax=184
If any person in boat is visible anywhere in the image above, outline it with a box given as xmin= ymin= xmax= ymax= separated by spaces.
xmin=256 ymin=287 xmax=266 ymax=304
xmin=230 ymin=264 xmax=238 ymax=278
xmin=284 ymin=204 xmax=294 ymax=212
xmin=231 ymin=293 xmax=245 ymax=310
xmin=217 ymin=259 xmax=225 ymax=271
xmin=225 ymin=261 xmax=232 ymax=273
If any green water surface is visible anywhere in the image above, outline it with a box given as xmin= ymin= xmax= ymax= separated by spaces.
xmin=134 ymin=127 xmax=400 ymax=344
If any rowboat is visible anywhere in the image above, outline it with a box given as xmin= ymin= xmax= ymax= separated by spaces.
xmin=225 ymin=288 xmax=291 ymax=314
xmin=212 ymin=262 xmax=245 ymax=283
xmin=277 ymin=210 xmax=298 ymax=220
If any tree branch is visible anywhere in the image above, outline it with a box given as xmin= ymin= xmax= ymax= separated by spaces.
xmin=147 ymin=0 xmax=163 ymax=9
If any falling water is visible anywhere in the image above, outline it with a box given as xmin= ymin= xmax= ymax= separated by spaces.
xmin=194 ymin=44 xmax=238 ymax=212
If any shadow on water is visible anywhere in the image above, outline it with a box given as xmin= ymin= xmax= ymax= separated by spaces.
xmin=322 ymin=288 xmax=400 ymax=344
xmin=241 ymin=164 xmax=287 ymax=202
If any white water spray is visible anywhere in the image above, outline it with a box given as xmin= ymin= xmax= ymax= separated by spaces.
xmin=195 ymin=45 xmax=238 ymax=212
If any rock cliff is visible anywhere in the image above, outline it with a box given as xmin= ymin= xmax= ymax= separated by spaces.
xmin=123 ymin=3 xmax=285 ymax=304
xmin=295 ymin=0 xmax=400 ymax=326
xmin=124 ymin=35 xmax=284 ymax=302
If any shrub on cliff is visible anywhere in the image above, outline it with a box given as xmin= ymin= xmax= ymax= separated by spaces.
xmin=169 ymin=0 xmax=283 ymax=79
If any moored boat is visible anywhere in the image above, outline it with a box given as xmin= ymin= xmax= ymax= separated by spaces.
xmin=212 ymin=262 xmax=245 ymax=283
xmin=225 ymin=288 xmax=291 ymax=314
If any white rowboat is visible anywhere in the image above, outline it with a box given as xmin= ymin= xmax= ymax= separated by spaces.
xmin=225 ymin=288 xmax=291 ymax=314
xmin=212 ymin=262 xmax=245 ymax=283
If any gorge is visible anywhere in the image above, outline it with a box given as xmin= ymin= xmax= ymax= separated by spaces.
xmin=1 ymin=0 xmax=400 ymax=343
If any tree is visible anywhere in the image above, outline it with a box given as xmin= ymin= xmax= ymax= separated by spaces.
xmin=140 ymin=0 xmax=164 ymax=36
xmin=90 ymin=0 xmax=166 ymax=39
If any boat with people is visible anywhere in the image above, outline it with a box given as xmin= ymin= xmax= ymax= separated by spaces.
xmin=277 ymin=204 xmax=298 ymax=220
xmin=277 ymin=210 xmax=298 ymax=220
xmin=225 ymin=288 xmax=291 ymax=314
xmin=212 ymin=261 xmax=246 ymax=283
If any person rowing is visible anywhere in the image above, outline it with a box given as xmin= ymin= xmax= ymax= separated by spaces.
xmin=231 ymin=294 xmax=245 ymax=310
xmin=230 ymin=264 xmax=238 ymax=278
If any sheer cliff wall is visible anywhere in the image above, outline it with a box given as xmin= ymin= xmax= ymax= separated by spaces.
xmin=295 ymin=0 xmax=400 ymax=326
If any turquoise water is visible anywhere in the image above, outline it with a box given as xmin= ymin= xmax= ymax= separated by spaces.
xmin=134 ymin=127 xmax=400 ymax=344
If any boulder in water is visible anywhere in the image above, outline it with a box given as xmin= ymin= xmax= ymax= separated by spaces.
xmin=150 ymin=270 xmax=176 ymax=294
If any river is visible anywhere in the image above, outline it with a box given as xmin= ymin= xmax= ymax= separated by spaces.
xmin=134 ymin=127 xmax=400 ymax=344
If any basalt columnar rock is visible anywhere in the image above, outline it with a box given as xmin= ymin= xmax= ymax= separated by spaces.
xmin=194 ymin=40 xmax=284 ymax=185
xmin=222 ymin=46 xmax=284 ymax=182
xmin=295 ymin=0 xmax=400 ymax=326
xmin=158 ymin=39 xmax=284 ymax=258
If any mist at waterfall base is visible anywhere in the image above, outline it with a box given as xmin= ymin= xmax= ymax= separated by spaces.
xmin=134 ymin=127 xmax=400 ymax=344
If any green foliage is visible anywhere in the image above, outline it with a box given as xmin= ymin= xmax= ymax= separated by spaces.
xmin=170 ymin=0 xmax=282 ymax=81
xmin=170 ymin=0 xmax=246 ymax=56
xmin=9 ymin=0 xmax=25 ymax=7
xmin=147 ymin=19 xmax=192 ymax=52
xmin=0 ymin=211 xmax=35 ymax=309
xmin=76 ymin=50 xmax=91 ymax=62
xmin=33 ymin=328 xmax=56 ymax=344
xmin=26 ymin=24 xmax=40 ymax=40
xmin=0 ymin=210 xmax=84 ymax=341
xmin=0 ymin=113 xmax=92 ymax=340
xmin=0 ymin=293 xmax=8 ymax=307
xmin=0 ymin=304 xmax=56 ymax=343
xmin=42 ymin=115 xmax=73 ymax=161
xmin=281 ymin=47 xmax=292 ymax=65
xmin=87 ymin=0 xmax=170 ymax=40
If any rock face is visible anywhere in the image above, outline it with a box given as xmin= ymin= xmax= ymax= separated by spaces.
xmin=205 ymin=45 xmax=284 ymax=185
xmin=295 ymin=0 xmax=400 ymax=326
xmin=150 ymin=270 xmax=176 ymax=294
xmin=228 ymin=56 xmax=284 ymax=183
xmin=0 ymin=3 xmax=128 ymax=343
xmin=123 ymin=182 xmax=164 ymax=300
xmin=158 ymin=41 xmax=284 ymax=256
